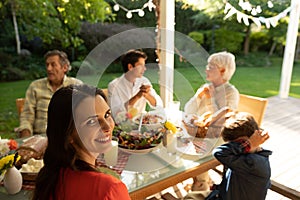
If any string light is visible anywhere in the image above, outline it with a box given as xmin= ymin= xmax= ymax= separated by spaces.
xmin=112 ymin=0 xmax=155 ymax=18
xmin=224 ymin=0 xmax=292 ymax=28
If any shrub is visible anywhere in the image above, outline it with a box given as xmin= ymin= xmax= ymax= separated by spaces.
xmin=250 ymin=31 xmax=271 ymax=52
xmin=205 ymin=28 xmax=244 ymax=54
xmin=79 ymin=22 xmax=138 ymax=51
xmin=0 ymin=67 xmax=25 ymax=81
xmin=188 ymin=31 xmax=204 ymax=44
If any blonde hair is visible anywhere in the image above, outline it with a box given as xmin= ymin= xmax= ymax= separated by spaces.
xmin=208 ymin=51 xmax=236 ymax=82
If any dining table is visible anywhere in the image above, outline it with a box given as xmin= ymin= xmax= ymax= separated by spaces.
xmin=0 ymin=109 xmax=223 ymax=200
xmin=0 ymin=140 xmax=222 ymax=200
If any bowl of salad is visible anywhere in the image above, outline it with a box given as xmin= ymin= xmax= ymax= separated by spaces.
xmin=113 ymin=127 xmax=165 ymax=154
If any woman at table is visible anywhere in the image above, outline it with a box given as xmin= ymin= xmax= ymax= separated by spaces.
xmin=32 ymin=84 xmax=130 ymax=200
xmin=184 ymin=51 xmax=240 ymax=192
xmin=184 ymin=51 xmax=239 ymax=116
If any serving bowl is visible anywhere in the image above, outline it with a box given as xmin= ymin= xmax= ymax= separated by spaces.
xmin=113 ymin=128 xmax=164 ymax=154
xmin=132 ymin=111 xmax=166 ymax=131
xmin=119 ymin=143 xmax=162 ymax=155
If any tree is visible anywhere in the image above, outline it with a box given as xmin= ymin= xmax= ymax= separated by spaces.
xmin=0 ymin=0 xmax=114 ymax=52
xmin=186 ymin=0 xmax=291 ymax=55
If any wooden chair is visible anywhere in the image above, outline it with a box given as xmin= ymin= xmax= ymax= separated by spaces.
xmin=162 ymin=94 xmax=269 ymax=200
xmin=237 ymin=94 xmax=268 ymax=126
xmin=102 ymin=88 xmax=108 ymax=98
xmin=16 ymin=98 xmax=25 ymax=118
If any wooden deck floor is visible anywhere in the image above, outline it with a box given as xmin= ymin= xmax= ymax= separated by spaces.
xmin=262 ymin=96 xmax=300 ymax=200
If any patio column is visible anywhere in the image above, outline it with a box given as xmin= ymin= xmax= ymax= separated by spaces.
xmin=279 ymin=0 xmax=300 ymax=98
xmin=159 ymin=0 xmax=175 ymax=108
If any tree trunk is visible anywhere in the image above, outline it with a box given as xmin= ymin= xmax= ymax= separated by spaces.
xmin=295 ymin=35 xmax=300 ymax=60
xmin=11 ymin=2 xmax=21 ymax=55
xmin=269 ymin=41 xmax=277 ymax=56
xmin=243 ymin=26 xmax=251 ymax=55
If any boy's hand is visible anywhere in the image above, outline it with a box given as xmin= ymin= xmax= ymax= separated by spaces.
xmin=248 ymin=129 xmax=270 ymax=153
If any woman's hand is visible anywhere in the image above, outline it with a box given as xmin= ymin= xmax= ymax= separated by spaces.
xmin=198 ymin=86 xmax=211 ymax=99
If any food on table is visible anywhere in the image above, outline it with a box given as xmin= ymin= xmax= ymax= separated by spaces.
xmin=183 ymin=107 xmax=231 ymax=138
xmin=182 ymin=112 xmax=212 ymax=138
xmin=132 ymin=112 xmax=166 ymax=131
xmin=19 ymin=158 xmax=44 ymax=173
xmin=16 ymin=135 xmax=47 ymax=165
xmin=113 ymin=127 xmax=164 ymax=150
xmin=133 ymin=113 xmax=165 ymax=124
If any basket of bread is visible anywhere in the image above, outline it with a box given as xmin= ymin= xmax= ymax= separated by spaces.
xmin=19 ymin=158 xmax=44 ymax=182
xmin=16 ymin=135 xmax=47 ymax=166
xmin=182 ymin=107 xmax=231 ymax=138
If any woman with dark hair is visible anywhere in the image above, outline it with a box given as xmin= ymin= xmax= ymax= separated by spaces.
xmin=32 ymin=84 xmax=130 ymax=200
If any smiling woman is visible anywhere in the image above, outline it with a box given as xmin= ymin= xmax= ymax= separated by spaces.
xmin=32 ymin=84 xmax=131 ymax=200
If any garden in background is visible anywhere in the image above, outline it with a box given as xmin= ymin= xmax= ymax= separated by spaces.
xmin=0 ymin=0 xmax=299 ymax=138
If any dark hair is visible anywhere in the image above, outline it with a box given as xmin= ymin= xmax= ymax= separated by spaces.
xmin=221 ymin=112 xmax=259 ymax=142
xmin=44 ymin=50 xmax=71 ymax=72
xmin=121 ymin=49 xmax=147 ymax=73
xmin=32 ymin=84 xmax=107 ymax=200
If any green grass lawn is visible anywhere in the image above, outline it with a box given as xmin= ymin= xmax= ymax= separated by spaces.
xmin=0 ymin=56 xmax=299 ymax=138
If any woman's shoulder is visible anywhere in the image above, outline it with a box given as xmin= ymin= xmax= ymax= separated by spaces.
xmin=63 ymin=168 xmax=124 ymax=189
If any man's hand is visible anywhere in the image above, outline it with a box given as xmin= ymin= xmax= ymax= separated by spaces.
xmin=139 ymin=84 xmax=151 ymax=96
xmin=128 ymin=85 xmax=155 ymax=107
xmin=19 ymin=129 xmax=31 ymax=138
xmin=248 ymin=129 xmax=270 ymax=153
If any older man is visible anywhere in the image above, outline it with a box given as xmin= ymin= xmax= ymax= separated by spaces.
xmin=17 ymin=50 xmax=82 ymax=137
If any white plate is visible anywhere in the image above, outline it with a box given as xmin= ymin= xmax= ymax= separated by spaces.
xmin=176 ymin=137 xmax=213 ymax=157
xmin=119 ymin=143 xmax=162 ymax=155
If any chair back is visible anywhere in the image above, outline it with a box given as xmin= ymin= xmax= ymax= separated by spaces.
xmin=16 ymin=98 xmax=25 ymax=118
xmin=238 ymin=94 xmax=268 ymax=126
xmin=102 ymin=88 xmax=108 ymax=98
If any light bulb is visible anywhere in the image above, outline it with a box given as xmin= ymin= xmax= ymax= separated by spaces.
xmin=256 ymin=6 xmax=262 ymax=13
xmin=267 ymin=1 xmax=273 ymax=8
xmin=251 ymin=8 xmax=257 ymax=16
xmin=126 ymin=12 xmax=132 ymax=19
xmin=113 ymin=4 xmax=119 ymax=11
xmin=138 ymin=9 xmax=145 ymax=17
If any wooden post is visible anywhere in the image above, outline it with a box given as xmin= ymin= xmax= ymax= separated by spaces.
xmin=159 ymin=0 xmax=175 ymax=108
xmin=279 ymin=0 xmax=300 ymax=98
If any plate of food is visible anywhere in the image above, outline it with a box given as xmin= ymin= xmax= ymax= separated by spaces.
xmin=113 ymin=127 xmax=164 ymax=155
xmin=132 ymin=111 xmax=166 ymax=131
xmin=182 ymin=107 xmax=231 ymax=138
xmin=19 ymin=158 xmax=44 ymax=182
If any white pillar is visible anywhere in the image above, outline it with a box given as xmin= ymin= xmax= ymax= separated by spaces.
xmin=159 ymin=0 xmax=175 ymax=108
xmin=279 ymin=0 xmax=300 ymax=98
